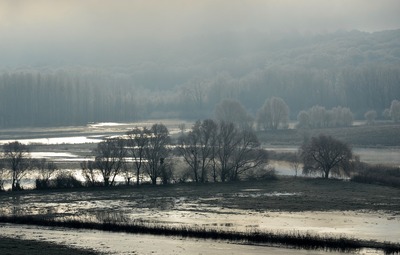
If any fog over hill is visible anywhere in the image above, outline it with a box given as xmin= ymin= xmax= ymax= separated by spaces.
xmin=0 ymin=1 xmax=399 ymax=127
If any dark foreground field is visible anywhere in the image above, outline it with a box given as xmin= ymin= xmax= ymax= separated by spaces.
xmin=0 ymin=236 xmax=101 ymax=255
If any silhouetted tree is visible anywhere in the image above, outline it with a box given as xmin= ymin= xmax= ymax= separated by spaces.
xmin=257 ymin=97 xmax=289 ymax=130
xmin=2 ymin=141 xmax=35 ymax=191
xmin=290 ymin=151 xmax=302 ymax=177
xmin=177 ymin=119 xmax=218 ymax=183
xmin=216 ymin=121 xmax=267 ymax=182
xmin=126 ymin=127 xmax=152 ymax=186
xmin=93 ymin=138 xmax=127 ymax=186
xmin=80 ymin=160 xmax=99 ymax=187
xmin=143 ymin=124 xmax=170 ymax=185
xmin=300 ymin=135 xmax=352 ymax=179
xmin=0 ymin=160 xmax=6 ymax=191
xmin=35 ymin=159 xmax=58 ymax=189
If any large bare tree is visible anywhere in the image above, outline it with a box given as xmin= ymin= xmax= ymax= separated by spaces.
xmin=2 ymin=141 xmax=34 ymax=191
xmin=143 ymin=124 xmax=170 ymax=185
xmin=126 ymin=127 xmax=151 ymax=186
xmin=300 ymin=135 xmax=352 ymax=178
xmin=93 ymin=137 xmax=127 ymax=186
xmin=216 ymin=121 xmax=267 ymax=182
xmin=178 ymin=119 xmax=218 ymax=183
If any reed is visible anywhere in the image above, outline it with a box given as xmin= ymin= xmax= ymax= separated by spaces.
xmin=0 ymin=214 xmax=399 ymax=254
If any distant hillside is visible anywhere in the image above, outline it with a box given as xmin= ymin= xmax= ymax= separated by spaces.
xmin=1 ymin=29 xmax=399 ymax=127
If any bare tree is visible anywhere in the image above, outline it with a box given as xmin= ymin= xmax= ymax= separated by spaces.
xmin=178 ymin=119 xmax=218 ymax=183
xmin=364 ymin=110 xmax=377 ymax=125
xmin=126 ymin=127 xmax=151 ymax=186
xmin=257 ymin=97 xmax=289 ymax=130
xmin=0 ymin=160 xmax=6 ymax=191
xmin=143 ymin=124 xmax=170 ymax=185
xmin=290 ymin=151 xmax=302 ymax=177
xmin=300 ymin=135 xmax=352 ymax=179
xmin=229 ymin=129 xmax=268 ymax=181
xmin=81 ymin=160 xmax=99 ymax=187
xmin=216 ymin=121 xmax=267 ymax=182
xmin=93 ymin=138 xmax=127 ymax=186
xmin=215 ymin=99 xmax=253 ymax=130
xmin=36 ymin=158 xmax=58 ymax=188
xmin=2 ymin=141 xmax=35 ymax=191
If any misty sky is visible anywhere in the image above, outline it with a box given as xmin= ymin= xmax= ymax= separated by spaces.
xmin=1 ymin=0 xmax=400 ymax=66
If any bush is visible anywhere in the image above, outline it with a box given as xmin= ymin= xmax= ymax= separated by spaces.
xmin=55 ymin=172 xmax=83 ymax=189
xmin=35 ymin=172 xmax=83 ymax=190
xmin=245 ymin=166 xmax=277 ymax=181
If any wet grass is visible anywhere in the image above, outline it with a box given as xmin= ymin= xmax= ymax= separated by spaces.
xmin=0 ymin=235 xmax=101 ymax=255
xmin=0 ymin=214 xmax=399 ymax=254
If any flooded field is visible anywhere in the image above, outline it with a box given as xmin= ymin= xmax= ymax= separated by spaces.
xmin=0 ymin=121 xmax=399 ymax=254
xmin=1 ymin=179 xmax=399 ymax=245
xmin=0 ymin=223 xmax=362 ymax=255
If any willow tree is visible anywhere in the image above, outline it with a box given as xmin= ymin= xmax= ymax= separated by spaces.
xmin=300 ymin=135 xmax=352 ymax=179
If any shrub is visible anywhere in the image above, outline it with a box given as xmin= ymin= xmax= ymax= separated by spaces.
xmin=54 ymin=172 xmax=83 ymax=189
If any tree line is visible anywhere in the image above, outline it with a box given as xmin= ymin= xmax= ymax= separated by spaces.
xmin=1 ymin=120 xmax=380 ymax=191
xmin=1 ymin=65 xmax=399 ymax=128
xmin=0 ymin=121 xmax=272 ymax=190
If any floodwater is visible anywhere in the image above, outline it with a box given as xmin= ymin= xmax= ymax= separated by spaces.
xmin=0 ymin=223 xmax=360 ymax=255
xmin=1 ymin=189 xmax=399 ymax=244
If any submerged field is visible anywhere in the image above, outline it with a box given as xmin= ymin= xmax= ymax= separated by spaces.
xmin=1 ymin=178 xmax=399 ymax=244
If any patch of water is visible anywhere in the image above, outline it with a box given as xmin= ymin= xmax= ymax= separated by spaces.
xmin=0 ymin=224 xmax=373 ymax=255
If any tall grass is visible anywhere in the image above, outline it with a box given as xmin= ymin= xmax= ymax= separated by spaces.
xmin=0 ymin=214 xmax=399 ymax=254
xmin=351 ymin=164 xmax=400 ymax=188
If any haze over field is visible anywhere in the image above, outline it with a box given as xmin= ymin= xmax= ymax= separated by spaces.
xmin=1 ymin=0 xmax=400 ymax=66
xmin=0 ymin=1 xmax=400 ymax=127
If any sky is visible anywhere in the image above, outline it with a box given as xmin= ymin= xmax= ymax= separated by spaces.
xmin=1 ymin=0 xmax=400 ymax=66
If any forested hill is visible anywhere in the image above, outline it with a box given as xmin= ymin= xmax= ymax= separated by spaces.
xmin=1 ymin=29 xmax=399 ymax=128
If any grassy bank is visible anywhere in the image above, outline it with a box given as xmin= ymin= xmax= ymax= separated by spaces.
xmin=0 ymin=236 xmax=101 ymax=255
